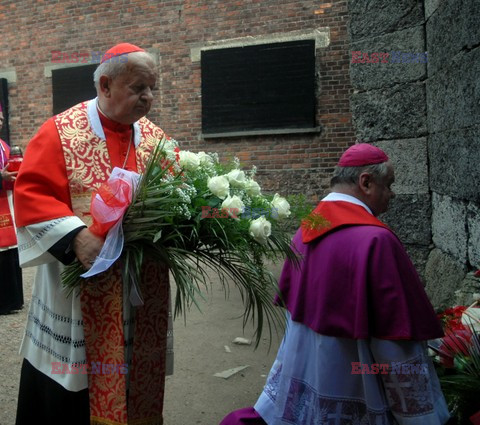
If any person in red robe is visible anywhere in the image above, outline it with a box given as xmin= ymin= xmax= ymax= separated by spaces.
xmin=220 ymin=144 xmax=450 ymax=424
xmin=0 ymin=104 xmax=24 ymax=315
xmin=14 ymin=43 xmax=172 ymax=425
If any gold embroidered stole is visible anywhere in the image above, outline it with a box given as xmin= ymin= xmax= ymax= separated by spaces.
xmin=54 ymin=101 xmax=159 ymax=224
xmin=55 ymin=102 xmax=169 ymax=425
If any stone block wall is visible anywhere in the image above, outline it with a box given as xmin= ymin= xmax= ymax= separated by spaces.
xmin=348 ymin=0 xmax=480 ymax=307
xmin=347 ymin=0 xmax=431 ymax=277
xmin=425 ymin=0 xmax=480 ymax=307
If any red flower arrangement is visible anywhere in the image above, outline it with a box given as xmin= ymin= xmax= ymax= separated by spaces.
xmin=436 ymin=306 xmax=472 ymax=368
xmin=431 ymin=302 xmax=480 ymax=424
xmin=438 ymin=305 xmax=468 ymax=330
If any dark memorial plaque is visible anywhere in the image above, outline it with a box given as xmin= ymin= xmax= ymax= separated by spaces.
xmin=201 ymin=39 xmax=316 ymax=136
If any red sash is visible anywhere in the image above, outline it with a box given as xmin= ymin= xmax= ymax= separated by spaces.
xmin=301 ymin=200 xmax=389 ymax=244
xmin=0 ymin=140 xmax=17 ymax=248
xmin=55 ymin=102 xmax=169 ymax=425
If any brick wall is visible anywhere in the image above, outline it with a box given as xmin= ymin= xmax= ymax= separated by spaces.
xmin=0 ymin=0 xmax=354 ymax=199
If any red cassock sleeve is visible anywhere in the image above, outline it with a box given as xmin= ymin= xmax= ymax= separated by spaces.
xmin=14 ymin=119 xmax=74 ymax=227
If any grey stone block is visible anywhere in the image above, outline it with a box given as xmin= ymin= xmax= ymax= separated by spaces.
xmin=428 ymin=127 xmax=480 ymax=202
xmin=426 ymin=0 xmax=480 ymax=76
xmin=403 ymin=244 xmax=431 ymax=283
xmin=348 ymin=0 xmax=424 ymax=42
xmin=454 ymin=273 xmax=480 ymax=306
xmin=427 ymin=48 xmax=480 ymax=133
xmin=467 ymin=203 xmax=480 ymax=268
xmin=350 ymin=26 xmax=427 ymax=90
xmin=351 ymin=83 xmax=427 ymax=142
xmin=424 ymin=0 xmax=441 ymax=19
xmin=431 ymin=193 xmax=468 ymax=263
xmin=380 ymin=194 xmax=431 ymax=245
xmin=424 ymin=248 xmax=466 ymax=309
xmin=375 ymin=138 xmax=428 ymax=195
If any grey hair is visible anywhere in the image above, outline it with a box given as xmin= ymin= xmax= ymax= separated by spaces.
xmin=93 ymin=61 xmax=127 ymax=91
xmin=330 ymin=162 xmax=389 ymax=187
xmin=93 ymin=51 xmax=154 ymax=92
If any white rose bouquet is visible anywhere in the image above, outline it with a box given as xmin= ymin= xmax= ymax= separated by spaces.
xmin=62 ymin=137 xmax=301 ymax=345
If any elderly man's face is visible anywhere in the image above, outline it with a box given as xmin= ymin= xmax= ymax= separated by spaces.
xmin=101 ymin=54 xmax=156 ymax=125
xmin=366 ymin=161 xmax=395 ymax=216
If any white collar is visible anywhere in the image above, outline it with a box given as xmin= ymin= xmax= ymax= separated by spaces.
xmin=322 ymin=192 xmax=373 ymax=215
xmin=87 ymin=98 xmax=141 ymax=147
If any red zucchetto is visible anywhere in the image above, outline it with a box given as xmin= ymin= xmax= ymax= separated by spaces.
xmin=338 ymin=143 xmax=389 ymax=167
xmin=101 ymin=43 xmax=145 ymax=64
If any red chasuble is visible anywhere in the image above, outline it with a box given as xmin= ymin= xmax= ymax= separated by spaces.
xmin=0 ymin=139 xmax=17 ymax=248
xmin=15 ymin=101 xmax=170 ymax=425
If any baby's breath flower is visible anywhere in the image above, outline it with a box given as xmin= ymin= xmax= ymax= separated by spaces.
xmin=208 ymin=152 xmax=219 ymax=163
xmin=175 ymin=188 xmax=191 ymax=204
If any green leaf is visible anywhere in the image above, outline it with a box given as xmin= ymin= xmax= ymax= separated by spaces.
xmin=153 ymin=230 xmax=163 ymax=243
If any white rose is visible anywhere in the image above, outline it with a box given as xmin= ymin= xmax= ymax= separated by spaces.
xmin=249 ymin=216 xmax=272 ymax=244
xmin=244 ymin=179 xmax=261 ymax=197
xmin=207 ymin=176 xmax=230 ymax=199
xmin=197 ymin=151 xmax=214 ymax=166
xmin=227 ymin=169 xmax=246 ymax=188
xmin=179 ymin=151 xmax=200 ymax=171
xmin=271 ymin=193 xmax=291 ymax=219
xmin=221 ymin=195 xmax=245 ymax=218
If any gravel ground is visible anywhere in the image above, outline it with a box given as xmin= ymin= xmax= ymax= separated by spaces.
xmin=0 ymin=267 xmax=34 ymax=425
xmin=0 ymin=264 xmax=283 ymax=425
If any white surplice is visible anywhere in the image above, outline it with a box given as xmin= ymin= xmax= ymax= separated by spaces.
xmin=16 ymin=216 xmax=89 ymax=391
xmin=255 ymin=313 xmax=450 ymax=424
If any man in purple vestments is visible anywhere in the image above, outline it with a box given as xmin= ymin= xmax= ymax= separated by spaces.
xmin=220 ymin=144 xmax=449 ymax=425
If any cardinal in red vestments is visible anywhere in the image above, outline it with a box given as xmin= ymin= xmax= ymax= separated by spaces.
xmin=14 ymin=43 xmax=172 ymax=425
